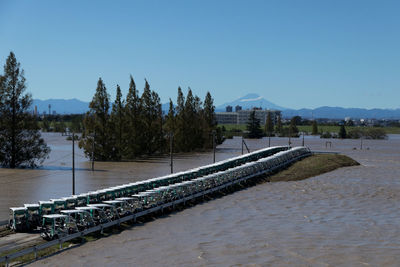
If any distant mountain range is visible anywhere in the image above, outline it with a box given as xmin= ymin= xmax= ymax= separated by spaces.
xmin=32 ymin=95 xmax=400 ymax=119
xmin=217 ymin=94 xmax=400 ymax=119
xmin=33 ymin=99 xmax=90 ymax=114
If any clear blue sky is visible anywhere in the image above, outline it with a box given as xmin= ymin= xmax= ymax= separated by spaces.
xmin=0 ymin=0 xmax=399 ymax=109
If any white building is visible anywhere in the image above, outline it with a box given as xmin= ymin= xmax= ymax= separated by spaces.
xmin=216 ymin=109 xmax=281 ymax=125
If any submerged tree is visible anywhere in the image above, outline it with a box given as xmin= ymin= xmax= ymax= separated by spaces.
xmin=275 ymin=114 xmax=282 ymax=134
xmin=203 ymin=91 xmax=217 ymax=148
xmin=110 ymin=85 xmax=125 ymax=160
xmin=338 ymin=125 xmax=347 ymax=139
xmin=174 ymin=87 xmax=186 ymax=152
xmin=246 ymin=110 xmax=263 ymax=138
xmin=79 ymin=78 xmax=112 ymax=161
xmin=164 ymin=98 xmax=175 ymax=134
xmin=289 ymin=116 xmax=299 ymax=137
xmin=0 ymin=52 xmax=50 ymax=168
xmin=140 ymin=79 xmax=163 ymax=154
xmin=264 ymin=111 xmax=274 ymax=136
xmin=124 ymin=76 xmax=142 ymax=158
xmin=311 ymin=120 xmax=318 ymax=135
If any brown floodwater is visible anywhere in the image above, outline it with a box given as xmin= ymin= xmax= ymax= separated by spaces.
xmin=1 ymin=132 xmax=400 ymax=266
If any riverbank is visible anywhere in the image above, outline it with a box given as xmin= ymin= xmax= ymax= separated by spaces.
xmin=268 ymin=154 xmax=359 ymax=182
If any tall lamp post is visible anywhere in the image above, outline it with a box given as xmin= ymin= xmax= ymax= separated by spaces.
xmin=72 ymin=132 xmax=75 ymax=195
xmin=268 ymin=132 xmax=271 ymax=147
xmin=170 ymin=132 xmax=174 ymax=173
xmin=212 ymin=130 xmax=216 ymax=163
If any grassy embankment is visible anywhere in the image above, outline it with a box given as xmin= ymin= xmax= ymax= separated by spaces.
xmin=268 ymin=154 xmax=359 ymax=182
xmin=220 ymin=124 xmax=400 ymax=134
xmin=0 ymin=154 xmax=358 ymax=266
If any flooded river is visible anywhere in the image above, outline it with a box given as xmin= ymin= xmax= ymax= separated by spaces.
xmin=1 ymin=133 xmax=399 ymax=266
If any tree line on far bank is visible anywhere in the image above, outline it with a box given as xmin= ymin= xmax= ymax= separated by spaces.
xmin=234 ymin=111 xmax=387 ymax=140
xmin=78 ymin=76 xmax=221 ymax=161
xmin=243 ymin=111 xmax=300 ymax=139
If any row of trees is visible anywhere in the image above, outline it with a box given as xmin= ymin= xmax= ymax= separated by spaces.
xmin=0 ymin=52 xmax=50 ymax=168
xmin=40 ymin=114 xmax=83 ymax=133
xmin=79 ymin=77 xmax=220 ymax=161
xmin=321 ymin=125 xmax=387 ymax=139
xmin=245 ymin=111 xmax=300 ymax=138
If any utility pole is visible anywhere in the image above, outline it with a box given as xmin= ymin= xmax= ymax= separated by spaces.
xmin=288 ymin=125 xmax=292 ymax=146
xmin=302 ymin=132 xmax=305 ymax=146
xmin=72 ymin=132 xmax=75 ymax=195
xmin=170 ymin=132 xmax=173 ymax=174
xmin=241 ymin=136 xmax=244 ymax=155
xmin=212 ymin=130 xmax=216 ymax=163
xmin=268 ymin=132 xmax=271 ymax=147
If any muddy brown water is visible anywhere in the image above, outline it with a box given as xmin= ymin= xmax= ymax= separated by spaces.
xmin=1 ymin=133 xmax=399 ymax=266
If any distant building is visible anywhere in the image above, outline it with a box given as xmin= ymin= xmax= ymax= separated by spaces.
xmin=235 ymin=105 xmax=242 ymax=112
xmin=216 ymin=108 xmax=281 ymax=125
xmin=226 ymin=105 xmax=233 ymax=112
xmin=215 ymin=112 xmax=238 ymax=124
xmin=52 ymin=110 xmax=57 ymax=115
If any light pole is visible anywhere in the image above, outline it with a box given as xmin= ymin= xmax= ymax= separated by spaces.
xmin=72 ymin=132 xmax=75 ymax=195
xmin=170 ymin=132 xmax=174 ymax=173
xmin=302 ymin=131 xmax=305 ymax=146
xmin=241 ymin=135 xmax=244 ymax=155
xmin=212 ymin=130 xmax=216 ymax=163
xmin=268 ymin=132 xmax=271 ymax=147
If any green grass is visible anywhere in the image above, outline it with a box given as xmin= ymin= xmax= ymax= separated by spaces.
xmin=219 ymin=124 xmax=247 ymax=131
xmin=268 ymin=154 xmax=359 ymax=182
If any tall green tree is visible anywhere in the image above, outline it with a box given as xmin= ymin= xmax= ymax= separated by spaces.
xmin=164 ymin=98 xmax=175 ymax=134
xmin=80 ymin=78 xmax=112 ymax=161
xmin=124 ymin=76 xmax=142 ymax=157
xmin=70 ymin=115 xmax=83 ymax=133
xmin=110 ymin=85 xmax=125 ymax=160
xmin=289 ymin=116 xmax=299 ymax=137
xmin=203 ymin=92 xmax=215 ymax=129
xmin=41 ymin=117 xmax=50 ymax=132
xmin=264 ymin=111 xmax=274 ymax=136
xmin=151 ymin=90 xmax=164 ymax=153
xmin=0 ymin=52 xmax=50 ymax=168
xmin=311 ymin=120 xmax=318 ymax=135
xmin=174 ymin=87 xmax=186 ymax=152
xmin=338 ymin=125 xmax=347 ymax=139
xmin=246 ymin=110 xmax=263 ymax=138
xmin=183 ymin=88 xmax=196 ymax=151
xmin=275 ymin=114 xmax=282 ymax=134
xmin=140 ymin=79 xmax=163 ymax=154
xmin=202 ymin=92 xmax=217 ymax=148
